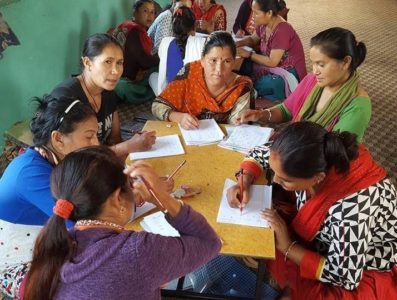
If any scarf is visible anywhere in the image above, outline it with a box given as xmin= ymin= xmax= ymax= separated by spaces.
xmin=292 ymin=145 xmax=386 ymax=241
xmin=297 ymin=71 xmax=359 ymax=129
xmin=111 ymin=20 xmax=152 ymax=55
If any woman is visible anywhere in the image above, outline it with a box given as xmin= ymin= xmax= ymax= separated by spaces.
xmin=236 ymin=0 xmax=306 ymax=101
xmin=0 ymin=96 xmax=98 ymax=299
xmin=51 ymin=33 xmax=156 ymax=157
xmin=150 ymin=5 xmax=207 ymax=95
xmin=228 ymin=121 xmax=397 ymax=299
xmin=152 ymin=31 xmax=253 ymax=129
xmin=23 ymin=146 xmax=222 ymax=300
xmin=233 ymin=0 xmax=288 ymax=37
xmin=238 ymin=27 xmax=371 ymax=143
xmin=148 ymin=0 xmax=193 ymax=55
xmin=192 ymin=0 xmax=226 ymax=33
xmin=111 ymin=0 xmax=159 ymax=104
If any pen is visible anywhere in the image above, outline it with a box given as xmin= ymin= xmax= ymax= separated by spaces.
xmin=136 ymin=175 xmax=166 ymax=211
xmin=238 ymin=171 xmax=244 ymax=216
xmin=167 ymin=160 xmax=187 ymax=181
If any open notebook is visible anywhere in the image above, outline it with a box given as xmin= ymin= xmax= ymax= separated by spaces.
xmin=179 ymin=119 xmax=224 ymax=146
xmin=129 ymin=134 xmax=184 ymax=160
xmin=217 ymin=178 xmax=272 ymax=228
xmin=218 ymin=125 xmax=274 ymax=154
xmin=140 ymin=211 xmax=180 ymax=237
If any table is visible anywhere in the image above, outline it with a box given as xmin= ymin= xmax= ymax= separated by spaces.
xmin=126 ymin=120 xmax=275 ymax=299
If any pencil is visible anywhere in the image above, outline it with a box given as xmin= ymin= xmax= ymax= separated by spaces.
xmin=239 ymin=172 xmax=244 ymax=216
xmin=136 ymin=175 xmax=165 ymax=210
xmin=167 ymin=160 xmax=187 ymax=181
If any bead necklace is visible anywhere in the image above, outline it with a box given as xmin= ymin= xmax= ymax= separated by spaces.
xmin=81 ymin=73 xmax=100 ymax=112
xmin=75 ymin=219 xmax=125 ymax=232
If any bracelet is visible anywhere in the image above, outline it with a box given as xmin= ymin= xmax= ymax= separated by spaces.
xmin=284 ymin=240 xmax=297 ymax=262
xmin=262 ymin=108 xmax=272 ymax=122
xmin=248 ymin=50 xmax=255 ymax=59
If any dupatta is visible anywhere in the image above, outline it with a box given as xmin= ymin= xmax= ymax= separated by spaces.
xmin=292 ymin=145 xmax=386 ymax=241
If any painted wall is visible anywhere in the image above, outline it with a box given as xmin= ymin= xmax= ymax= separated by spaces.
xmin=0 ymin=0 xmax=171 ymax=148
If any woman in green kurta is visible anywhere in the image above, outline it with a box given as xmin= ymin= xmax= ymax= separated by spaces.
xmin=237 ymin=27 xmax=371 ymax=142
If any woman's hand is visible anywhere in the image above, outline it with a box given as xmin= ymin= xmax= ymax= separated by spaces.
xmin=129 ymin=131 xmax=156 ymax=151
xmin=226 ymin=184 xmax=250 ymax=209
xmin=236 ymin=47 xmax=250 ymax=58
xmin=160 ymin=176 xmax=174 ymax=193
xmin=236 ymin=109 xmax=263 ymax=124
xmin=235 ymin=29 xmax=245 ymax=38
xmin=179 ymin=113 xmax=199 ymax=129
xmin=261 ymin=209 xmax=292 ymax=253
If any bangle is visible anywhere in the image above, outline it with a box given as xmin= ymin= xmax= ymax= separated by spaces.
xmin=262 ymin=108 xmax=272 ymax=122
xmin=284 ymin=240 xmax=298 ymax=262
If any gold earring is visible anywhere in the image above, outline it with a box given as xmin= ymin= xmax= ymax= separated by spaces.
xmin=120 ymin=206 xmax=126 ymax=215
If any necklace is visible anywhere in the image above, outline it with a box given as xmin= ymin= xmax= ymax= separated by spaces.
xmin=75 ymin=219 xmax=125 ymax=232
xmin=81 ymin=74 xmax=100 ymax=112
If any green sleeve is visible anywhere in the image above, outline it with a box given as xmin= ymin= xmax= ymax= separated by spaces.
xmin=275 ymin=103 xmax=292 ymax=122
xmin=332 ymin=96 xmax=371 ymax=143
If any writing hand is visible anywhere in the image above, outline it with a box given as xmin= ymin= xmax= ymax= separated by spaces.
xmin=236 ymin=109 xmax=262 ymax=124
xmin=129 ymin=130 xmax=156 ymax=152
xmin=226 ymin=184 xmax=250 ymax=209
xmin=180 ymin=113 xmax=199 ymax=129
xmin=235 ymin=29 xmax=245 ymax=38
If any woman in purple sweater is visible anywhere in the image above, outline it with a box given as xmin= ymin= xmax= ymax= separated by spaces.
xmin=23 ymin=146 xmax=221 ymax=300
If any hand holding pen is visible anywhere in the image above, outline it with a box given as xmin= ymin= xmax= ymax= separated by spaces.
xmin=226 ymin=170 xmax=251 ymax=211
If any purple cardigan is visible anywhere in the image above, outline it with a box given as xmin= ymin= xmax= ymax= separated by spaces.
xmin=53 ymin=205 xmax=221 ymax=300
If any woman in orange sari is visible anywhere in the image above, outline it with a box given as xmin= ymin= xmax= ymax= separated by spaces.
xmin=152 ymin=31 xmax=253 ymax=129
xmin=227 ymin=121 xmax=397 ymax=299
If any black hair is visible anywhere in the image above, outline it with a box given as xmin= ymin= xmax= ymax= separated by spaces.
xmin=254 ymin=0 xmax=283 ymax=16
xmin=270 ymin=121 xmax=359 ymax=178
xmin=82 ymin=33 xmax=122 ymax=63
xmin=29 ymin=95 xmax=96 ymax=147
xmin=133 ymin=0 xmax=154 ymax=12
xmin=173 ymin=6 xmax=196 ymax=59
xmin=310 ymin=27 xmax=367 ymax=73
xmin=24 ymin=146 xmax=132 ymax=300
xmin=202 ymin=31 xmax=236 ymax=58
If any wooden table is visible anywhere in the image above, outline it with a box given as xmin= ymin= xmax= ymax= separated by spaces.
xmin=126 ymin=120 xmax=275 ymax=299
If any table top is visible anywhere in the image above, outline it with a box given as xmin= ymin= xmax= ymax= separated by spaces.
xmin=126 ymin=121 xmax=275 ymax=259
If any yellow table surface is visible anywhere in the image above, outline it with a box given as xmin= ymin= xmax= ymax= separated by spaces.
xmin=126 ymin=120 xmax=275 ymax=259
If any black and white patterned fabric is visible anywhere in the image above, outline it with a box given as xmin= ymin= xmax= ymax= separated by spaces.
xmin=247 ymin=145 xmax=397 ymax=290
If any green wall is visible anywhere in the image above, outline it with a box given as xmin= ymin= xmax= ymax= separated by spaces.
xmin=0 ymin=0 xmax=171 ymax=148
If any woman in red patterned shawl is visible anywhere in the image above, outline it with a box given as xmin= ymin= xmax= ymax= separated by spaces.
xmin=227 ymin=121 xmax=397 ymax=299
xmin=111 ymin=0 xmax=159 ymax=104
xmin=192 ymin=0 xmax=227 ymax=33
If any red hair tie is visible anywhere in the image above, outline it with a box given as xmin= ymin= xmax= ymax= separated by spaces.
xmin=53 ymin=199 xmax=74 ymax=220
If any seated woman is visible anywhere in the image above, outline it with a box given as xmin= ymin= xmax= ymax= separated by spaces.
xmin=51 ymin=33 xmax=156 ymax=157
xmin=148 ymin=0 xmax=193 ymax=55
xmin=111 ymin=0 xmax=159 ymax=104
xmin=236 ymin=0 xmax=306 ymax=101
xmin=150 ymin=5 xmax=207 ymax=96
xmin=152 ymin=31 xmax=253 ymax=129
xmin=192 ymin=0 xmax=227 ymax=33
xmin=228 ymin=121 xmax=397 ymax=299
xmin=233 ymin=0 xmax=289 ymax=37
xmin=0 ymin=96 xmax=98 ymax=299
xmin=237 ymin=27 xmax=371 ymax=143
xmin=23 ymin=146 xmax=222 ymax=299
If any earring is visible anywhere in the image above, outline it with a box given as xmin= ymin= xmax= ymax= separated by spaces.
xmin=120 ymin=206 xmax=126 ymax=216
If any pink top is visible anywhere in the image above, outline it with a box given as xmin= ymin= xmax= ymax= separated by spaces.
xmin=254 ymin=22 xmax=307 ymax=81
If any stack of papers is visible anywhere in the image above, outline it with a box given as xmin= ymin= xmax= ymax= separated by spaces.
xmin=218 ymin=125 xmax=273 ymax=154
xmin=129 ymin=134 xmax=184 ymax=160
xmin=179 ymin=119 xmax=225 ymax=146
xmin=217 ymin=178 xmax=272 ymax=228
xmin=140 ymin=211 xmax=180 ymax=237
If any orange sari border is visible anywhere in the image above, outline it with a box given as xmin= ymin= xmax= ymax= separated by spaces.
xmin=292 ymin=145 xmax=386 ymax=241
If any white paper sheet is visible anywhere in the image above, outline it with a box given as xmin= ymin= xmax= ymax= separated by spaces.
xmin=179 ymin=119 xmax=225 ymax=145
xmin=217 ymin=178 xmax=272 ymax=228
xmin=140 ymin=211 xmax=180 ymax=237
xmin=131 ymin=202 xmax=156 ymax=220
xmin=129 ymin=134 xmax=184 ymax=160
xmin=218 ymin=125 xmax=273 ymax=154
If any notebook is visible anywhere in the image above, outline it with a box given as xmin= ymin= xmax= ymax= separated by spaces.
xmin=217 ymin=178 xmax=272 ymax=228
xmin=218 ymin=125 xmax=273 ymax=154
xmin=179 ymin=119 xmax=225 ymax=146
xmin=140 ymin=211 xmax=180 ymax=237
xmin=129 ymin=134 xmax=185 ymax=160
